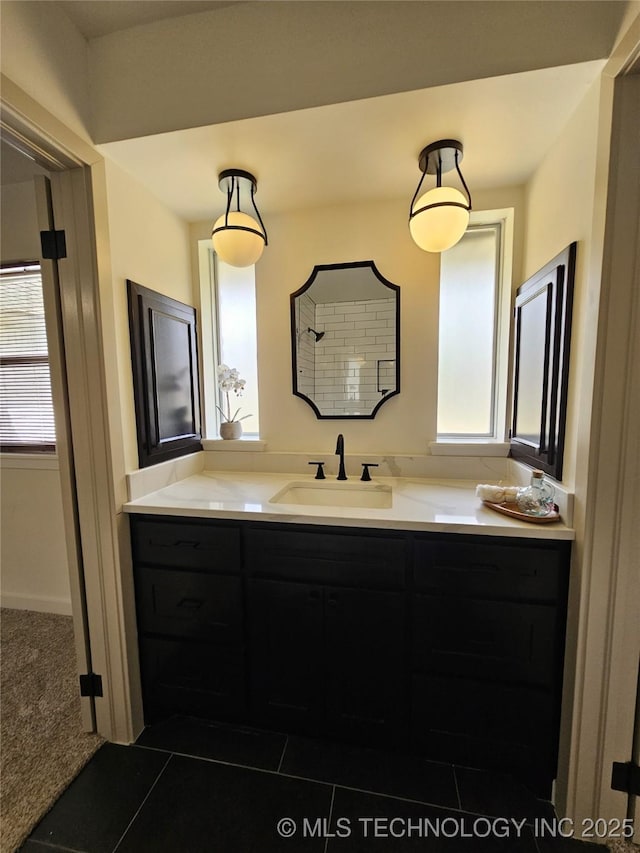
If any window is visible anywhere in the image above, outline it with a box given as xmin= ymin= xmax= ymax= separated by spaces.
xmin=0 ymin=263 xmax=55 ymax=451
xmin=198 ymin=242 xmax=259 ymax=436
xmin=436 ymin=209 xmax=513 ymax=442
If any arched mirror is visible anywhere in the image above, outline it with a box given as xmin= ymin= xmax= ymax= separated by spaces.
xmin=291 ymin=260 xmax=400 ymax=418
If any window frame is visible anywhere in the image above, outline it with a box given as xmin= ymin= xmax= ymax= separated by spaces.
xmin=0 ymin=260 xmax=56 ymax=453
xmin=433 ymin=208 xmax=514 ymax=453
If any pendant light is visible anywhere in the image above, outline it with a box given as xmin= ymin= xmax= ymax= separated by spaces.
xmin=211 ymin=169 xmax=268 ymax=267
xmin=409 ymin=140 xmax=472 ymax=253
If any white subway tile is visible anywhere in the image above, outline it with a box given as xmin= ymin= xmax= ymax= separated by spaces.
xmin=325 ymin=321 xmax=354 ymax=332
xmin=354 ymin=319 xmax=387 ymax=329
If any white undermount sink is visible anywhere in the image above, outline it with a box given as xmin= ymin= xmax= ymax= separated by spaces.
xmin=269 ymin=480 xmax=393 ymax=509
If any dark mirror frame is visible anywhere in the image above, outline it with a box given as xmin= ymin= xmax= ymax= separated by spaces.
xmin=290 ymin=260 xmax=400 ymax=419
xmin=127 ymin=280 xmax=202 ymax=468
xmin=510 ymin=243 xmax=576 ymax=481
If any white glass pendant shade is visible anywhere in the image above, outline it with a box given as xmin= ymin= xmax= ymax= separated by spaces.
xmin=410 ymin=186 xmax=470 ymax=253
xmin=212 ymin=211 xmax=265 ymax=267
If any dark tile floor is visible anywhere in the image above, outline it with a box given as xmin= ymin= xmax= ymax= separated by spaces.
xmin=20 ymin=716 xmax=606 ymax=853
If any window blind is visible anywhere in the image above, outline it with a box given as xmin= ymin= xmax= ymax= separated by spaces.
xmin=0 ymin=264 xmax=56 ymax=450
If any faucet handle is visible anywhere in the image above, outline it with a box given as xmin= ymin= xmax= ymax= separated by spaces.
xmin=309 ymin=461 xmax=326 ymax=480
xmin=360 ymin=463 xmax=379 ymax=482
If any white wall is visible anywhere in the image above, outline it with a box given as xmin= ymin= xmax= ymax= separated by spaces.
xmin=0 ymin=1 xmax=625 ymax=147
xmin=0 ymin=1 xmax=92 ymax=142
xmin=1 ymin=180 xmax=71 ymax=614
xmin=522 ymin=73 xmax=620 ymax=823
xmin=0 ymin=458 xmax=71 ymax=614
xmin=192 ymin=185 xmax=524 ymax=454
xmin=86 ymin=2 xmax=624 ymax=144
xmin=102 ymin=159 xmax=195 ymax=474
xmin=0 ymin=181 xmax=41 ymax=260
xmin=524 ymin=78 xmax=602 ymax=492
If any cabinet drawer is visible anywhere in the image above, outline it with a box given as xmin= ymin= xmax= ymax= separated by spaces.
xmin=140 ymin=637 xmax=245 ymax=722
xmin=413 ymin=538 xmax=567 ymax=602
xmin=411 ymin=674 xmax=557 ymax=791
xmin=412 ymin=595 xmax=558 ymax=687
xmin=245 ymin=526 xmax=406 ymax=589
xmin=131 ymin=517 xmax=241 ymax=572
xmin=135 ymin=567 xmax=242 ymax=641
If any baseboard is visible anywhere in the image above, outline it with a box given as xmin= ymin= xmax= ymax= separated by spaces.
xmin=0 ymin=593 xmax=72 ymax=616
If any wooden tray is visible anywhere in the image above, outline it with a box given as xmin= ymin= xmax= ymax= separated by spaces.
xmin=482 ymin=500 xmax=561 ymax=524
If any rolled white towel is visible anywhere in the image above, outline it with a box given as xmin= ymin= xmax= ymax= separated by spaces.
xmin=475 ymin=484 xmax=519 ymax=504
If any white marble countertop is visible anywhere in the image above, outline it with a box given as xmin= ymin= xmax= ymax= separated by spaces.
xmin=123 ymin=471 xmax=575 ymax=540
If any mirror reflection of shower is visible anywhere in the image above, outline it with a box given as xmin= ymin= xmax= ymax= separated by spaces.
xmin=290 ymin=260 xmax=400 ymax=418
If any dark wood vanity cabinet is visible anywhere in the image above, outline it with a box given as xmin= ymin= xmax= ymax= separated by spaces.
xmin=129 ymin=515 xmax=570 ymax=795
xmin=245 ymin=525 xmax=407 ymax=746
xmin=248 ymin=578 xmax=325 ymax=732
xmin=410 ymin=535 xmax=570 ymax=794
xmin=130 ymin=517 xmax=246 ymax=722
xmin=248 ymin=581 xmax=405 ymax=745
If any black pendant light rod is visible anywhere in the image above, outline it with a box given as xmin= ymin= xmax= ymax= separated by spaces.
xmin=409 ymin=166 xmax=428 ymax=220
xmin=409 ymin=139 xmax=472 ymax=222
xmin=223 ymin=176 xmax=234 ymax=228
xmin=250 ymin=185 xmax=268 ymax=246
xmin=214 ymin=169 xmax=268 ymax=243
xmin=454 ymin=150 xmax=472 ymax=210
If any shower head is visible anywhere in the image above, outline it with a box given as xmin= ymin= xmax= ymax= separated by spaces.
xmin=307 ymin=327 xmax=325 ymax=342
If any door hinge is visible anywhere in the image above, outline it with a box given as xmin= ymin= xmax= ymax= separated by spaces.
xmin=79 ymin=672 xmax=103 ymax=698
xmin=40 ymin=229 xmax=67 ymax=260
xmin=611 ymin=761 xmax=640 ymax=796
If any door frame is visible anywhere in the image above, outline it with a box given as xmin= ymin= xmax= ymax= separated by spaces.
xmin=557 ymin=22 xmax=640 ymax=840
xmin=1 ymin=74 xmax=143 ymax=743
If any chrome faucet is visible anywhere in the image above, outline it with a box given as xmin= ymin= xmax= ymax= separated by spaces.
xmin=335 ymin=433 xmax=347 ymax=480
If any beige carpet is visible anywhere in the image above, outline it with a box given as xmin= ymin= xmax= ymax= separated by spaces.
xmin=0 ymin=608 xmax=104 ymax=853
xmin=608 ymin=839 xmax=639 ymax=852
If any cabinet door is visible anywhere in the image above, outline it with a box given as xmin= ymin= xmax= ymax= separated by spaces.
xmin=411 ymin=673 xmax=556 ymax=797
xmin=140 ymin=637 xmax=245 ymax=723
xmin=325 ymin=587 xmax=405 ymax=746
xmin=248 ymin=579 xmax=323 ymax=733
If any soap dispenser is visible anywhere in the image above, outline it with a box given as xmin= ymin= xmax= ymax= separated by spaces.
xmin=516 ymin=470 xmax=555 ymax=517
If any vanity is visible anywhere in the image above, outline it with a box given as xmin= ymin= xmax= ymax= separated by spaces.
xmin=123 ymin=244 xmax=578 ymax=798
xmin=125 ymin=470 xmax=572 ymax=798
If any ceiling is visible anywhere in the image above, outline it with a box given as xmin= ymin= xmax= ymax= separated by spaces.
xmin=58 ymin=0 xmax=242 ymax=38
xmin=3 ymin=3 xmax=617 ymax=218
xmin=97 ymin=60 xmax=605 ymax=222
